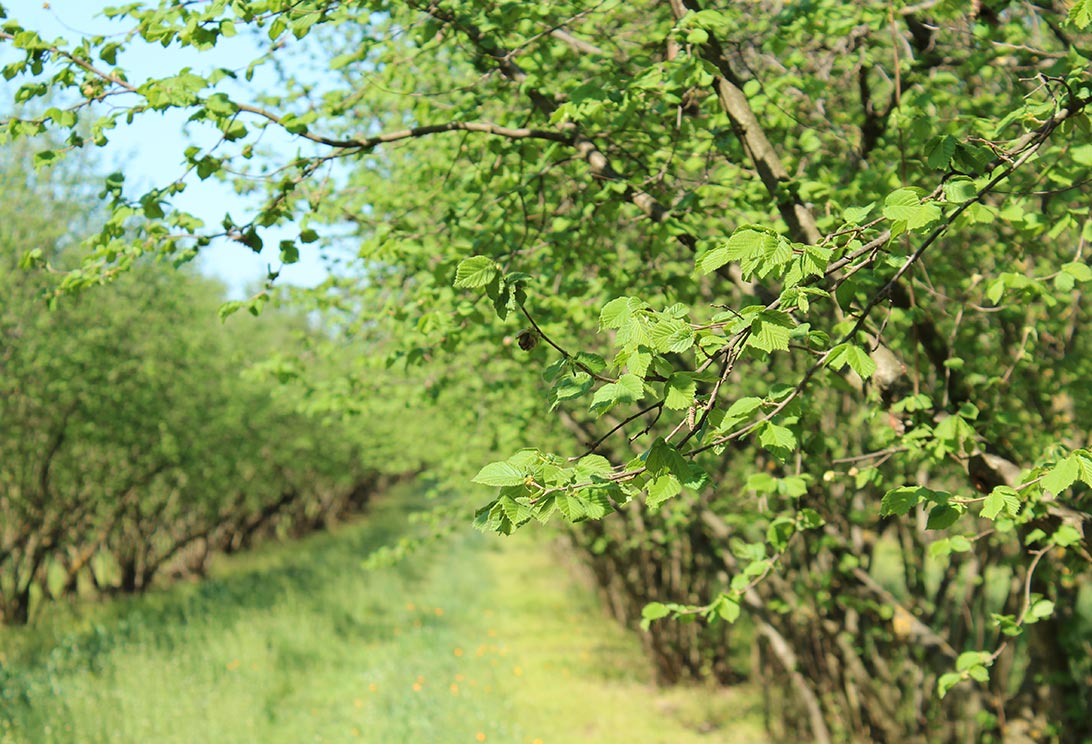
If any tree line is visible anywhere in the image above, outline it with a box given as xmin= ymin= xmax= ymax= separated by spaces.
xmin=0 ymin=147 xmax=382 ymax=624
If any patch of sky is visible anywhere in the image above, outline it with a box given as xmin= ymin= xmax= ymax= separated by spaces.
xmin=2 ymin=0 xmax=363 ymax=298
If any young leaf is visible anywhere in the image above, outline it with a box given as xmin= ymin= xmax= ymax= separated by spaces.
xmin=472 ymin=461 xmax=526 ymax=487
xmin=640 ymin=601 xmax=671 ymax=629
xmin=748 ymin=310 xmax=794 ymax=353
xmin=759 ymin=422 xmax=796 ymax=460
xmin=454 ymin=256 xmax=498 ymax=288
xmin=827 ymin=343 xmax=877 ymax=380
xmin=1041 ymin=455 xmax=1079 ymax=495
xmin=646 ymin=474 xmax=682 ymax=509
xmin=883 ymin=188 xmax=941 ymax=230
xmin=881 ymin=486 xmax=928 ymax=516
xmin=664 ymin=372 xmax=696 ymax=410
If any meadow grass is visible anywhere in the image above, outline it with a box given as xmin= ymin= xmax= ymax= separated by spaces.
xmin=0 ymin=489 xmax=767 ymax=744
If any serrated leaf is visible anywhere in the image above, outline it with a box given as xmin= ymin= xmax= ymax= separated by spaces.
xmin=925 ymin=135 xmax=956 ymax=169
xmin=652 ymin=318 xmax=694 ymax=353
xmin=698 ymin=243 xmax=731 ymax=274
xmin=1069 ymin=0 xmax=1092 ymax=29
xmin=646 ymin=437 xmax=690 ymax=480
xmin=454 ymin=256 xmax=497 ymax=288
xmin=646 ymin=474 xmax=682 ymax=509
xmin=498 ymin=495 xmax=532 ymax=525
xmin=601 ymin=296 xmax=642 ymax=329
xmin=575 ymin=454 xmax=612 ymax=479
xmin=881 ymin=486 xmax=926 ymax=516
xmin=883 ymin=188 xmax=941 ymax=230
xmin=827 ymin=343 xmax=877 ymax=380
xmin=720 ymin=397 xmax=763 ymax=430
xmin=650 ymin=318 xmax=688 ymax=353
xmin=617 ymin=373 xmax=644 ymax=398
xmin=759 ymin=422 xmax=796 ymax=459
xmin=683 ymin=463 xmax=710 ymax=491
xmin=664 ymin=373 xmax=696 ymax=410
xmin=748 ymin=310 xmax=794 ymax=353
xmin=1042 ymin=455 xmax=1079 ymax=495
xmin=982 ymin=486 xmax=1020 ymax=519
xmin=555 ymin=493 xmax=586 ymax=521
xmin=472 ymin=461 xmax=526 ymax=487
xmin=581 ymin=489 xmax=613 ymax=519
xmin=590 ymin=373 xmax=645 ymax=413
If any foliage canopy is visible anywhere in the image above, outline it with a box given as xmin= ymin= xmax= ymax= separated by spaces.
xmin=3 ymin=0 xmax=1092 ymax=741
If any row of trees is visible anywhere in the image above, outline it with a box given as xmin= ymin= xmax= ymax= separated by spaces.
xmin=3 ymin=1 xmax=1092 ymax=741
xmin=0 ymin=147 xmax=382 ymax=624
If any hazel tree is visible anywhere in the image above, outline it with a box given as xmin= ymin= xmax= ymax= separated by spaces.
xmin=3 ymin=1 xmax=1092 ymax=740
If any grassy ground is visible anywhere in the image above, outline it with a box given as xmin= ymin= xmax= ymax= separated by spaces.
xmin=0 ymin=489 xmax=768 ymax=744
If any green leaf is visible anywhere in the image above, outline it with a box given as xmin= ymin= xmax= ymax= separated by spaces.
xmin=925 ymin=135 xmax=957 ymax=169
xmin=759 ymin=422 xmax=796 ymax=460
xmin=1069 ymin=0 xmax=1092 ymax=28
xmin=700 ymin=228 xmax=788 ymax=279
xmin=498 ymin=495 xmax=532 ymax=525
xmin=453 ymin=256 xmax=498 ymax=288
xmin=278 ymin=240 xmax=300 ymax=264
xmin=715 ymin=596 xmax=741 ymax=623
xmin=646 ymin=437 xmax=690 ymax=480
xmin=641 ymin=601 xmax=671 ymax=629
xmin=1042 ymin=455 xmax=1079 ymax=495
xmin=937 ymin=672 xmax=963 ymax=698
xmin=646 ymin=474 xmax=682 ymax=509
xmin=1062 ymin=261 xmax=1092 ymax=283
xmin=842 ymin=203 xmax=874 ymax=224
xmin=982 ymin=486 xmax=1020 ymax=519
xmin=575 ymin=454 xmax=612 ymax=479
xmin=1028 ymin=598 xmax=1055 ymax=621
xmin=652 ymin=318 xmax=694 ymax=353
xmin=555 ymin=493 xmax=587 ymax=522
xmin=697 ymin=243 xmax=731 ymax=274
xmin=926 ymin=504 xmax=963 ymax=530
xmin=591 ymin=373 xmax=645 ymax=413
xmin=720 ymin=397 xmax=763 ymax=430
xmin=472 ymin=461 xmax=526 ymax=487
xmin=883 ymin=188 xmax=941 ymax=230
xmin=797 ymin=508 xmax=825 ymax=529
xmin=748 ymin=310 xmax=793 ymax=353
xmin=827 ymin=343 xmax=877 ymax=380
xmin=664 ymin=373 xmax=696 ymax=410
xmin=967 ymin=665 xmax=989 ymax=683
xmin=1052 ymin=524 xmax=1082 ymax=548
xmin=956 ymin=651 xmax=991 ymax=672
xmin=767 ymin=517 xmax=796 ymax=550
xmin=600 ymin=296 xmax=643 ymax=329
xmin=881 ymin=486 xmax=927 ymax=516
xmin=943 ymin=176 xmax=977 ymax=204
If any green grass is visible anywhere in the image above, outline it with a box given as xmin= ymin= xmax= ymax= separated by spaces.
xmin=0 ymin=489 xmax=767 ymax=744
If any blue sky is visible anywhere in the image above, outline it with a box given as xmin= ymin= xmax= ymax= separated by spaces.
xmin=3 ymin=0 xmax=337 ymax=297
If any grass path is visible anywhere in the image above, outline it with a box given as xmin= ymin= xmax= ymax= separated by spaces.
xmin=0 ymin=490 xmax=767 ymax=743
